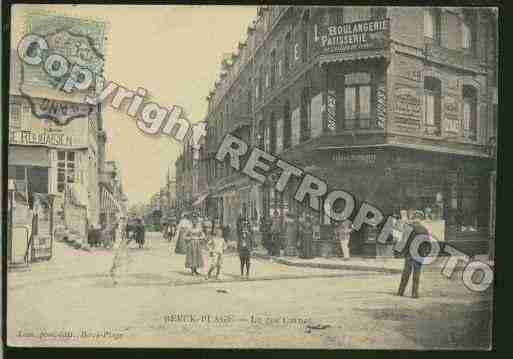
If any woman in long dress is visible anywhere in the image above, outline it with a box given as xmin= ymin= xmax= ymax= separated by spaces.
xmin=185 ymin=218 xmax=205 ymax=276
xmin=174 ymin=214 xmax=192 ymax=254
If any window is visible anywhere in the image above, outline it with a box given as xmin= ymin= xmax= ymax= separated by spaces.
xmin=258 ymin=119 xmax=266 ymax=149
xmin=300 ymin=87 xmax=311 ymax=141
xmin=10 ymin=103 xmax=22 ymax=128
xmin=301 ymin=11 xmax=310 ymax=63
xmin=424 ymin=9 xmax=440 ymax=44
xmin=330 ymin=7 xmax=344 ymax=24
xmin=247 ymin=89 xmax=252 ymax=115
xmin=424 ymin=76 xmax=442 ymax=132
xmin=344 ymin=72 xmax=371 ymax=130
xmin=57 ymin=151 xmax=76 ymax=193
xmin=343 ymin=7 xmax=371 ymax=23
xmin=371 ymin=7 xmax=387 ymax=19
xmin=283 ymin=101 xmax=292 ymax=149
xmin=463 ymin=85 xmax=477 ymax=140
xmin=258 ymin=66 xmax=263 ymax=100
xmin=270 ymin=49 xmax=276 ymax=88
xmin=284 ymin=32 xmax=291 ymax=72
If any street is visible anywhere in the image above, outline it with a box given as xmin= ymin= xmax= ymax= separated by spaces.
xmin=8 ymin=232 xmax=492 ymax=349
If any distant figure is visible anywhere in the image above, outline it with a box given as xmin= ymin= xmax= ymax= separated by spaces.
xmin=396 ymin=221 xmax=431 ymax=299
xmin=298 ymin=214 xmax=314 ymax=259
xmin=135 ymin=218 xmax=146 ymax=249
xmin=185 ymin=218 xmax=205 ymax=276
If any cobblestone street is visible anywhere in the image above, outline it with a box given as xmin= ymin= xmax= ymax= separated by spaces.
xmin=8 ymin=232 xmax=492 ymax=349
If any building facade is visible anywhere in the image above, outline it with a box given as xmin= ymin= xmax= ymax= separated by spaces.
xmin=203 ymin=6 xmax=498 ymax=256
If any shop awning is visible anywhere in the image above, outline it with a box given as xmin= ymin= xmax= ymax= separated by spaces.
xmin=8 ymin=146 xmax=50 ymax=167
xmin=192 ymin=193 xmax=209 ymax=207
xmin=319 ymin=50 xmax=388 ymax=65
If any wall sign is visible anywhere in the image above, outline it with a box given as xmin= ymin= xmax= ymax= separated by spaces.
xmin=9 ymin=129 xmax=85 ymax=148
xmin=443 ymin=96 xmax=461 ymax=133
xmin=314 ymin=19 xmax=389 ymax=55
xmin=393 ymin=87 xmax=422 ymax=129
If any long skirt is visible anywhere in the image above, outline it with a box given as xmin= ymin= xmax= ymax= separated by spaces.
xmin=185 ymin=239 xmax=204 ymax=268
xmin=174 ymin=230 xmax=188 ymax=254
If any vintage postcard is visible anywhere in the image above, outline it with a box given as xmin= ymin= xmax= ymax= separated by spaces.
xmin=5 ymin=4 xmax=496 ymax=349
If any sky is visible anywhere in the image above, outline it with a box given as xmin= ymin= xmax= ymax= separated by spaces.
xmin=12 ymin=4 xmax=258 ymax=206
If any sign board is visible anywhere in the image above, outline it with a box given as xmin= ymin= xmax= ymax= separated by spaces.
xmin=393 ymin=87 xmax=422 ymax=130
xmin=314 ymin=19 xmax=389 ymax=55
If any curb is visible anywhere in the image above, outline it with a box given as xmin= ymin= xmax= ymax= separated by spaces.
xmin=253 ymin=253 xmax=402 ymax=274
xmin=61 ymin=236 xmax=91 ymax=252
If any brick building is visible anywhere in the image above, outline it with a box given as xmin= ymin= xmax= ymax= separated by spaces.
xmin=203 ymin=6 xmax=497 ymax=255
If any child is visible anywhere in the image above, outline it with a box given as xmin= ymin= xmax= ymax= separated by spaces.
xmin=206 ymin=226 xmax=226 ymax=279
xmin=238 ymin=228 xmax=253 ymax=278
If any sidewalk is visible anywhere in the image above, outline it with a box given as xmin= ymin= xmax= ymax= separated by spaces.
xmin=253 ymin=249 xmax=494 ymax=274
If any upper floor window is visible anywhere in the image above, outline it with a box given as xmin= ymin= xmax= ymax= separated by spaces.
xmin=283 ymin=100 xmax=292 ymax=149
xmin=371 ymin=7 xmax=387 ymax=20
xmin=301 ymin=11 xmax=310 ymax=63
xmin=344 ymin=72 xmax=371 ymax=130
xmin=424 ymin=9 xmax=441 ymax=44
xmin=300 ymin=87 xmax=311 ymax=141
xmin=258 ymin=66 xmax=263 ymax=100
xmin=424 ymin=76 xmax=442 ymax=131
xmin=463 ymin=85 xmax=477 ymax=140
xmin=10 ymin=102 xmax=21 ymax=128
xmin=284 ymin=31 xmax=291 ymax=72
xmin=270 ymin=112 xmax=276 ymax=153
xmin=461 ymin=12 xmax=476 ymax=54
xmin=270 ymin=49 xmax=276 ymax=88
xmin=343 ymin=7 xmax=371 ymax=23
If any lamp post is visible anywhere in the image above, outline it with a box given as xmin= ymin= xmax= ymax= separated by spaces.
xmin=7 ymin=179 xmax=16 ymax=264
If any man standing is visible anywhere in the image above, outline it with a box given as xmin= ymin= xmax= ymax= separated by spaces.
xmin=396 ymin=221 xmax=430 ymax=299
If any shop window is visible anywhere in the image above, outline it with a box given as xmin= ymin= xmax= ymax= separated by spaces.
xmin=344 ymin=72 xmax=371 ymax=130
xmin=424 ymin=9 xmax=441 ymax=44
xmin=463 ymin=85 xmax=477 ymax=140
xmin=10 ymin=102 xmax=22 ymax=128
xmin=270 ymin=49 xmax=276 ymax=88
xmin=57 ymin=151 xmax=76 ymax=193
xmin=283 ymin=100 xmax=292 ymax=149
xmin=300 ymin=87 xmax=311 ymax=141
xmin=424 ymin=76 xmax=441 ymax=132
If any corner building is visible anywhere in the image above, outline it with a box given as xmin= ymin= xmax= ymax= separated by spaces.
xmin=204 ymin=6 xmax=498 ymax=256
